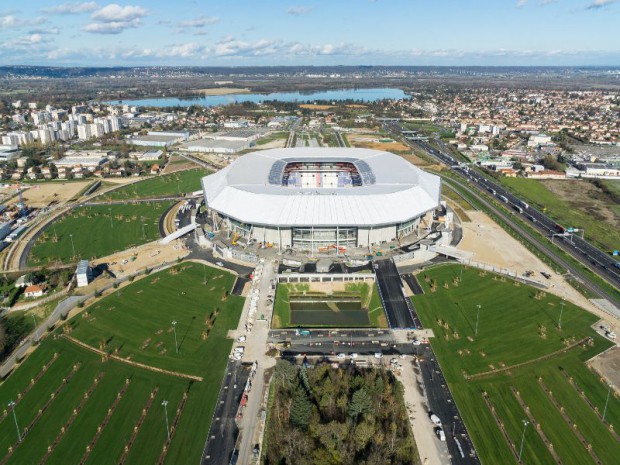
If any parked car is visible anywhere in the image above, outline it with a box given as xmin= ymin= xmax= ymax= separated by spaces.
xmin=216 ymin=261 xmax=224 ymax=267
xmin=350 ymin=353 xmax=359 ymax=359
xmin=412 ymin=339 xmax=421 ymax=346
xmin=430 ymin=413 xmax=442 ymax=427
xmin=435 ymin=428 xmax=446 ymax=442
xmin=336 ymin=353 xmax=346 ymax=359
xmin=374 ymin=352 xmax=383 ymax=359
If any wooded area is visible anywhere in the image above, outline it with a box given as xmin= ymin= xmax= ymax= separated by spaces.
xmin=264 ymin=360 xmax=420 ymax=465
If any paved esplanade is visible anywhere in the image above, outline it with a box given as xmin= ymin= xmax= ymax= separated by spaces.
xmin=375 ymin=259 xmax=417 ymax=328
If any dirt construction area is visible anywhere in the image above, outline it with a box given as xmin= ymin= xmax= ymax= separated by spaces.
xmin=589 ymin=346 xmax=620 ymax=396
xmin=457 ymin=209 xmax=609 ymax=319
xmin=1 ymin=182 xmax=91 ymax=208
xmin=347 ymin=132 xmax=411 ymax=152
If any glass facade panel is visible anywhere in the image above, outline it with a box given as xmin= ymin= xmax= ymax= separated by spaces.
xmin=292 ymin=227 xmax=357 ymax=248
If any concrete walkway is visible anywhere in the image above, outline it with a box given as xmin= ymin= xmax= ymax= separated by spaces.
xmin=234 ymin=259 xmax=278 ymax=465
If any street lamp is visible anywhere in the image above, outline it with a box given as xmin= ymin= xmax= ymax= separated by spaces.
xmin=475 ymin=304 xmax=482 ymax=337
xmin=32 ymin=314 xmax=39 ymax=343
xmin=162 ymin=400 xmax=170 ymax=441
xmin=603 ymin=384 xmax=614 ymax=422
xmin=69 ymin=233 xmax=76 ymax=258
xmin=558 ymin=300 xmax=565 ymax=330
xmin=172 ymin=321 xmax=178 ymax=354
xmin=518 ymin=419 xmax=529 ymax=463
xmin=8 ymin=401 xmax=21 ymax=443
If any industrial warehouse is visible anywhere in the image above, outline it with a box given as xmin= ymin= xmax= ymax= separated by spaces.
xmin=201 ymin=148 xmax=441 ymax=250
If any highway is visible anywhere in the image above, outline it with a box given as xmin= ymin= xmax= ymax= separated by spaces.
xmin=386 ymin=122 xmax=620 ymax=306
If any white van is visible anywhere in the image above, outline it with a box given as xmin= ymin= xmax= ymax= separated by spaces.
xmin=436 ymin=428 xmax=446 ymax=442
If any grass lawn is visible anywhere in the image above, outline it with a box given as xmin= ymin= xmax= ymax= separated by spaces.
xmin=272 ymin=281 xmax=387 ymax=329
xmin=28 ymin=202 xmax=172 ymax=265
xmin=102 ymin=168 xmax=208 ymax=200
xmin=413 ymin=264 xmax=617 ymax=465
xmin=0 ymin=263 xmax=243 ymax=465
xmin=70 ymin=262 xmax=243 ymax=376
xmin=501 ymin=177 xmax=620 ymax=252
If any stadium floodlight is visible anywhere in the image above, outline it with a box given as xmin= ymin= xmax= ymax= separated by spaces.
xmin=109 ymin=207 xmax=113 ymax=229
xmin=603 ymin=384 xmax=614 ymax=422
xmin=69 ymin=233 xmax=76 ymax=258
xmin=32 ymin=314 xmax=39 ymax=343
xmin=475 ymin=304 xmax=481 ymax=337
xmin=172 ymin=321 xmax=178 ymax=354
xmin=558 ymin=300 xmax=565 ymax=330
xmin=162 ymin=400 xmax=170 ymax=441
xmin=518 ymin=419 xmax=529 ymax=463
xmin=8 ymin=400 xmax=21 ymax=443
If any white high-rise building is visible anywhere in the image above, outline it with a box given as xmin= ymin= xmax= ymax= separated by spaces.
xmin=2 ymin=134 xmax=19 ymax=145
xmin=77 ymin=124 xmax=91 ymax=140
xmin=4 ymin=130 xmax=35 ymax=146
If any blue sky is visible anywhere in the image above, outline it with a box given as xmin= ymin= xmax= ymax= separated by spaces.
xmin=1 ymin=1 xmax=619 ymax=66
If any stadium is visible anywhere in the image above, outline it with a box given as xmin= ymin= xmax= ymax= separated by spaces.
xmin=201 ymin=147 xmax=441 ymax=250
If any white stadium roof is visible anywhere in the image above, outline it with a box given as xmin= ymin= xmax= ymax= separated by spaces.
xmin=201 ymin=148 xmax=441 ymax=227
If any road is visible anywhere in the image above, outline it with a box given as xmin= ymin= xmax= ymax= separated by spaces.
xmin=386 ymin=122 xmax=620 ymax=306
xmin=201 ymin=361 xmax=250 ymax=465
xmin=375 ymin=259 xmax=418 ymax=328
xmin=418 ymin=346 xmax=480 ymax=465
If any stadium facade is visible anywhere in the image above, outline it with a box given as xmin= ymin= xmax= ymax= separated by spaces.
xmin=201 ymin=148 xmax=441 ymax=250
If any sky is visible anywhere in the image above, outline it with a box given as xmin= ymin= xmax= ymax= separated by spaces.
xmin=1 ymin=0 xmax=619 ymax=67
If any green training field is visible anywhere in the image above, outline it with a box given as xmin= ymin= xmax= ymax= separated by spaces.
xmin=272 ymin=282 xmax=387 ymax=328
xmin=0 ymin=262 xmax=243 ymax=465
xmin=413 ymin=265 xmax=618 ymax=465
xmin=28 ymin=202 xmax=172 ymax=265
xmin=102 ymin=169 xmax=208 ymax=201
xmin=70 ymin=262 xmax=242 ymax=376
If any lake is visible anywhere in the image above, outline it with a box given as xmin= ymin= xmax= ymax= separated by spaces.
xmin=105 ymin=88 xmax=408 ymax=108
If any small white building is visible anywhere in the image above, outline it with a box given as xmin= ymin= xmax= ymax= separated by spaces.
xmin=76 ymin=260 xmax=93 ymax=288
xmin=24 ymin=285 xmax=45 ymax=298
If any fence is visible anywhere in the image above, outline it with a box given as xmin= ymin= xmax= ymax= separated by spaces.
xmin=457 ymin=258 xmax=548 ymax=289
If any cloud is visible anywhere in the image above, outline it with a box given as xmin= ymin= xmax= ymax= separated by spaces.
xmin=84 ymin=3 xmax=148 ymax=34
xmin=179 ymin=16 xmax=219 ymax=28
xmin=1 ymin=33 xmax=46 ymax=52
xmin=42 ymin=2 xmax=98 ymax=14
xmin=0 ymin=14 xmax=23 ymax=28
xmin=516 ymin=0 xmax=527 ymax=7
xmin=91 ymin=3 xmax=147 ymax=22
xmin=29 ymin=26 xmax=61 ymax=35
xmin=287 ymin=6 xmax=313 ymax=15
xmin=586 ymin=0 xmax=615 ymax=9
xmin=83 ymin=20 xmax=141 ymax=34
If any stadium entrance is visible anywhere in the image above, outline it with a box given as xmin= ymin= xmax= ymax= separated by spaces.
xmin=292 ymin=227 xmax=358 ymax=251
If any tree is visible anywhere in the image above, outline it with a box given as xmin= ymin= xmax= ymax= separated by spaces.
xmin=349 ymin=387 xmax=372 ymax=421
xmin=290 ymin=386 xmax=313 ymax=430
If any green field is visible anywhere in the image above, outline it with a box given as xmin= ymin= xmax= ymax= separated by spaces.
xmin=272 ymin=281 xmax=387 ymax=328
xmin=29 ymin=202 xmax=172 ymax=265
xmin=0 ymin=262 xmax=243 ymax=465
xmin=501 ymin=177 xmax=620 ymax=252
xmin=102 ymin=169 xmax=208 ymax=201
xmin=413 ymin=265 xmax=618 ymax=465
xmin=70 ymin=262 xmax=242 ymax=376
